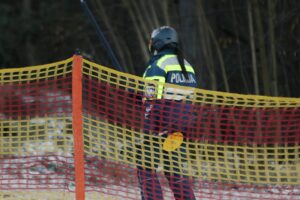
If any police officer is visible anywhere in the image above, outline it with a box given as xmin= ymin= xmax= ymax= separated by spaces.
xmin=136 ymin=26 xmax=197 ymax=200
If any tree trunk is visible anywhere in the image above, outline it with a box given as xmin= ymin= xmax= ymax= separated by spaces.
xmin=194 ymin=0 xmax=217 ymax=90
xmin=93 ymin=0 xmax=128 ymax=72
xmin=253 ymin=0 xmax=271 ymax=95
xmin=22 ymin=0 xmax=36 ymax=65
xmin=230 ymin=0 xmax=250 ymax=93
xmin=179 ymin=0 xmax=205 ymax=88
xmin=268 ymin=0 xmax=278 ymax=96
xmin=247 ymin=1 xmax=260 ymax=95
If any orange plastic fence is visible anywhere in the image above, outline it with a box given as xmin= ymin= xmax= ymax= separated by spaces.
xmin=72 ymin=55 xmax=84 ymax=200
xmin=0 ymin=56 xmax=300 ymax=200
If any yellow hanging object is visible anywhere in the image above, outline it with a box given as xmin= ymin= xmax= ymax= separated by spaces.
xmin=163 ymin=132 xmax=184 ymax=151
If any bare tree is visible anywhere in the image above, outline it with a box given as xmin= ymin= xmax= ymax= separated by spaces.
xmin=2 ymin=0 xmax=299 ymax=96
xmin=268 ymin=0 xmax=278 ymax=96
xmin=22 ymin=0 xmax=37 ymax=65
xmin=248 ymin=1 xmax=260 ymax=95
xmin=253 ymin=0 xmax=271 ymax=95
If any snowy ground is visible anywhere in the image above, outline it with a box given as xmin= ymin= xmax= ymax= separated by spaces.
xmin=1 ymin=155 xmax=299 ymax=200
xmin=1 ymin=187 xmax=300 ymax=200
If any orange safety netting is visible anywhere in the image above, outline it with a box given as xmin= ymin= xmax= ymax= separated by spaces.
xmin=0 ymin=56 xmax=300 ymax=200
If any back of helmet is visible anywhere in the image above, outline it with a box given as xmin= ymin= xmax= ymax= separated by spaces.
xmin=149 ymin=26 xmax=178 ymax=53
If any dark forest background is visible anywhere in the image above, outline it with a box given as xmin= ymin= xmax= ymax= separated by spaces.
xmin=0 ymin=0 xmax=299 ymax=97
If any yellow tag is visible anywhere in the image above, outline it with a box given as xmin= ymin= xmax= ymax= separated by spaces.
xmin=163 ymin=132 xmax=183 ymax=152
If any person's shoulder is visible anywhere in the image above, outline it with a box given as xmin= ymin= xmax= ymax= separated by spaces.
xmin=149 ymin=54 xmax=164 ymax=66
xmin=184 ymin=59 xmax=193 ymax=67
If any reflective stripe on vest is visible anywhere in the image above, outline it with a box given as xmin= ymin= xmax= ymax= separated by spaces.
xmin=157 ymin=55 xmax=195 ymax=74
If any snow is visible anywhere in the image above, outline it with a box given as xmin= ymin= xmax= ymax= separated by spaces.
xmin=1 ymin=153 xmax=299 ymax=199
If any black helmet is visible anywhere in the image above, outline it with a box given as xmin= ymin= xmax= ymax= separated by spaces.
xmin=149 ymin=26 xmax=178 ymax=53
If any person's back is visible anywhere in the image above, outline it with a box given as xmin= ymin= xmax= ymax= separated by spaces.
xmin=137 ymin=26 xmax=197 ymax=200
xmin=143 ymin=26 xmax=197 ymax=100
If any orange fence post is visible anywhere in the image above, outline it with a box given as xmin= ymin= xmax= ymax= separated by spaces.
xmin=72 ymin=54 xmax=85 ymax=200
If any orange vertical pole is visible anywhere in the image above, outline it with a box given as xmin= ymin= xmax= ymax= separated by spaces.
xmin=72 ymin=55 xmax=85 ymax=200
